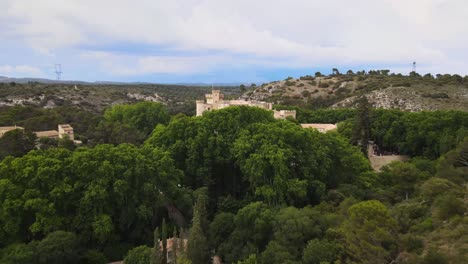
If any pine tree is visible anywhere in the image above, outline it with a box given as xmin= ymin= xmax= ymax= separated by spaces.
xmin=187 ymin=194 xmax=210 ymax=264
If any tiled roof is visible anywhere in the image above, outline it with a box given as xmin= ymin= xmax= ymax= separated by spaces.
xmin=35 ymin=130 xmax=59 ymax=138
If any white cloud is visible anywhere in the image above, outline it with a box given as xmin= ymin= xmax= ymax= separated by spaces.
xmin=1 ymin=0 xmax=468 ymax=76
xmin=0 ymin=65 xmax=42 ymax=76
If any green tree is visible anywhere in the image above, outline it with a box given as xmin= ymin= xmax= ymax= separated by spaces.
xmin=0 ymin=129 xmax=36 ymax=159
xmin=151 ymin=227 xmax=163 ymax=264
xmin=187 ymin=195 xmax=210 ymax=264
xmin=162 ymin=219 xmax=168 ymax=264
xmin=343 ymin=200 xmax=397 ymax=264
xmin=0 ymin=243 xmax=37 ymax=264
xmin=124 ymin=246 xmax=152 ymax=264
xmin=37 ymin=231 xmax=80 ymax=264
xmin=353 ymin=96 xmax=371 ymax=154
xmin=104 ymin=101 xmax=170 ymax=136
xmin=302 ymin=239 xmax=340 ymax=264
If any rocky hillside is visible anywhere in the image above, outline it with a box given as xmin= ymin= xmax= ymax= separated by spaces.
xmin=243 ymin=73 xmax=468 ymax=111
xmin=0 ymin=82 xmax=240 ymax=115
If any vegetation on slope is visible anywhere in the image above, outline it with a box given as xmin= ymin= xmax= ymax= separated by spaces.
xmin=0 ymin=102 xmax=466 ymax=263
xmin=247 ymin=70 xmax=468 ymax=111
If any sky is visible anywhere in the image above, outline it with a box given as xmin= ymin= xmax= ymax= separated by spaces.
xmin=1 ymin=0 xmax=467 ymax=83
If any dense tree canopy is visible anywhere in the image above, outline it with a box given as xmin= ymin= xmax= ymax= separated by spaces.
xmin=1 ymin=103 xmax=467 ymax=263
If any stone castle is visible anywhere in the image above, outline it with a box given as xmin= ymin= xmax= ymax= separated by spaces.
xmin=196 ymin=90 xmax=296 ymax=119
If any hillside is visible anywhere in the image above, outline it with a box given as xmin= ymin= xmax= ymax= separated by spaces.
xmin=243 ymin=72 xmax=468 ymax=111
xmin=0 ymin=82 xmax=241 ymax=115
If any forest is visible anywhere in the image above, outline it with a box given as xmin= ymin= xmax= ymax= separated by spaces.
xmin=0 ymin=101 xmax=467 ymax=264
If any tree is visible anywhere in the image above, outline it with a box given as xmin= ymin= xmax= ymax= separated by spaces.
xmin=173 ymin=227 xmax=178 ymax=264
xmin=220 ymin=202 xmax=274 ymax=263
xmin=353 ymin=96 xmax=371 ymax=154
xmin=315 ymin=72 xmax=322 ymax=77
xmin=381 ymin=69 xmax=390 ymax=76
xmin=37 ymin=231 xmax=80 ymax=264
xmin=332 ymin=68 xmax=340 ymax=75
xmin=187 ymin=195 xmax=210 ymax=264
xmin=240 ymin=84 xmax=246 ymax=93
xmin=346 ymin=70 xmax=354 ymax=75
xmin=152 ymin=227 xmax=163 ymax=264
xmin=302 ymin=239 xmax=340 ymax=264
xmin=162 ymin=219 xmax=168 ymax=264
xmin=0 ymin=243 xmax=37 ymax=264
xmin=124 ymin=246 xmax=152 ymax=264
xmin=260 ymin=240 xmax=296 ymax=264
xmin=343 ymin=200 xmax=397 ymax=264
xmin=381 ymin=162 xmax=428 ymax=201
xmin=0 ymin=129 xmax=36 ymax=159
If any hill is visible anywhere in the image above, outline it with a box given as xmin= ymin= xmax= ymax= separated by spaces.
xmin=0 ymin=82 xmax=241 ymax=115
xmin=243 ymin=72 xmax=468 ymax=111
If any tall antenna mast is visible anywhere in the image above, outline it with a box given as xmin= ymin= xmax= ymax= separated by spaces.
xmin=412 ymin=61 xmax=416 ymax=73
xmin=54 ymin=64 xmax=62 ymax=80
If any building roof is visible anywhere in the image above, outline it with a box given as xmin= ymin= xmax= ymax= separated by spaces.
xmin=301 ymin=123 xmax=337 ymax=131
xmin=35 ymin=130 xmax=59 ymax=138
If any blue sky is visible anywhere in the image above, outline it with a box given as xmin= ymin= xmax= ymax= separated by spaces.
xmin=1 ymin=0 xmax=467 ymax=83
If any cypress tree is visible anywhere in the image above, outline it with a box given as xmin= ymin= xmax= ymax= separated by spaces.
xmin=151 ymin=227 xmax=163 ymax=264
xmin=353 ymin=96 xmax=371 ymax=155
xmin=187 ymin=194 xmax=210 ymax=264
xmin=173 ymin=227 xmax=178 ymax=264
xmin=162 ymin=218 xmax=168 ymax=264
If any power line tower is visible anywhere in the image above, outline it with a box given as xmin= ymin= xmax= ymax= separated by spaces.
xmin=54 ymin=64 xmax=63 ymax=80
xmin=412 ymin=61 xmax=416 ymax=73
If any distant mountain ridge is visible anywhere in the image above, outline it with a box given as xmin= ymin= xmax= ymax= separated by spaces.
xmin=0 ymin=76 xmax=248 ymax=86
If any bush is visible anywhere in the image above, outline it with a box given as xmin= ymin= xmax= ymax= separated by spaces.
xmin=421 ymin=92 xmax=449 ymax=99
xmin=433 ymin=194 xmax=464 ymax=220
xmin=302 ymin=90 xmax=311 ymax=97
xmin=422 ymin=251 xmax=448 ymax=264
xmin=319 ymin=81 xmax=330 ymax=88
xmin=300 ymin=75 xmax=315 ymax=81
xmin=124 ymin=246 xmax=152 ymax=264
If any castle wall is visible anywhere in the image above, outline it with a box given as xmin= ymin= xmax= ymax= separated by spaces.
xmin=197 ymin=90 xmax=294 ymax=119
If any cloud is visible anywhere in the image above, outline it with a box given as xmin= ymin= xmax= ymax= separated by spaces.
xmin=0 ymin=65 xmax=42 ymax=76
xmin=1 ymin=0 xmax=468 ymax=79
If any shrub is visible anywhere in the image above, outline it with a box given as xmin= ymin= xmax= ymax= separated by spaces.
xmin=302 ymin=90 xmax=311 ymax=97
xmin=319 ymin=81 xmax=330 ymax=88
xmin=421 ymin=92 xmax=449 ymax=99
xmin=300 ymin=75 xmax=315 ymax=81
xmin=123 ymin=246 xmax=151 ymax=264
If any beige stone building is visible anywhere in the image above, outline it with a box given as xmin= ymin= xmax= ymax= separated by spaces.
xmin=196 ymin=90 xmax=296 ymax=119
xmin=34 ymin=124 xmax=74 ymax=140
xmin=58 ymin=124 xmax=74 ymax=140
xmin=301 ymin=123 xmax=337 ymax=133
xmin=0 ymin=125 xmax=24 ymax=138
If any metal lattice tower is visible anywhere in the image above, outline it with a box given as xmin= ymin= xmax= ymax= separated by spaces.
xmin=54 ymin=64 xmax=62 ymax=80
xmin=412 ymin=61 xmax=416 ymax=73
